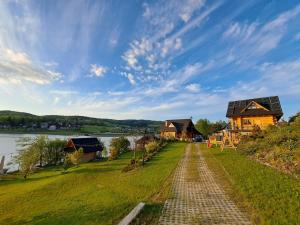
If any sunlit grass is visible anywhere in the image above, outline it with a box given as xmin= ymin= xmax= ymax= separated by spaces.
xmin=0 ymin=143 xmax=186 ymax=225
xmin=201 ymin=144 xmax=300 ymax=225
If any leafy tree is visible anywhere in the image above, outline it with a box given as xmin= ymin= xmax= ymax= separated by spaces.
xmin=14 ymin=137 xmax=44 ymax=179
xmin=195 ymin=119 xmax=211 ymax=139
xmin=145 ymin=141 xmax=159 ymax=154
xmin=210 ymin=120 xmax=227 ymax=133
xmin=45 ymin=139 xmax=66 ymax=165
xmin=110 ymin=136 xmax=130 ymax=154
xmin=289 ymin=112 xmax=300 ymax=123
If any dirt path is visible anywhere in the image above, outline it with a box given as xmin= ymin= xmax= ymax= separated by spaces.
xmin=158 ymin=143 xmax=251 ymax=225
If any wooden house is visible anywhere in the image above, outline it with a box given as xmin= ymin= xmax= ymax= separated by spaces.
xmin=160 ymin=119 xmax=201 ymax=141
xmin=64 ymin=137 xmax=103 ymax=162
xmin=225 ymin=96 xmax=283 ymax=145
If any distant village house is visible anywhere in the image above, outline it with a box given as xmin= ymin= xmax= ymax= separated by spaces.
xmin=64 ymin=137 xmax=103 ymax=162
xmin=160 ymin=119 xmax=201 ymax=141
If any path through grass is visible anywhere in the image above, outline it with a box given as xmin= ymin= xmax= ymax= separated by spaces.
xmin=0 ymin=142 xmax=186 ymax=225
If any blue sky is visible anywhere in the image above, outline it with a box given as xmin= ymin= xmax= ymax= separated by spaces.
xmin=0 ymin=0 xmax=299 ymax=121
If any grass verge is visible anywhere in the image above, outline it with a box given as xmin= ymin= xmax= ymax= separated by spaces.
xmin=0 ymin=142 xmax=186 ymax=225
xmin=201 ymin=144 xmax=300 ymax=225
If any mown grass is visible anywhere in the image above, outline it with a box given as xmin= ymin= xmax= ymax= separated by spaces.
xmin=0 ymin=142 xmax=186 ymax=225
xmin=201 ymin=144 xmax=300 ymax=225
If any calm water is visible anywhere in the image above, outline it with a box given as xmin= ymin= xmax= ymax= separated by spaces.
xmin=0 ymin=133 xmax=137 ymax=171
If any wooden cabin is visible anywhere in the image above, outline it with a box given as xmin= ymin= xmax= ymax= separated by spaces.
xmin=225 ymin=96 xmax=283 ymax=145
xmin=160 ymin=119 xmax=201 ymax=141
xmin=64 ymin=137 xmax=103 ymax=162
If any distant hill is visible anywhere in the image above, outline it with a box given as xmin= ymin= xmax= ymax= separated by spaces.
xmin=0 ymin=110 xmax=162 ymax=134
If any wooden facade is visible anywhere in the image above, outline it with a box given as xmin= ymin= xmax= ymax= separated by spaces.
xmin=160 ymin=119 xmax=201 ymax=141
xmin=224 ymin=96 xmax=283 ymax=146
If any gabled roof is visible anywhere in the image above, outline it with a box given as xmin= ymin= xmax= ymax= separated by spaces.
xmin=161 ymin=119 xmax=201 ymax=134
xmin=64 ymin=137 xmax=103 ymax=153
xmin=226 ymin=96 xmax=283 ymax=119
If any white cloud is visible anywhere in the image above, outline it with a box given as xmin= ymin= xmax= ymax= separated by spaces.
xmin=4 ymin=49 xmax=31 ymax=65
xmin=186 ymin=83 xmax=201 ymax=92
xmin=121 ymin=0 xmax=218 ymax=82
xmin=127 ymin=73 xmax=136 ymax=85
xmin=0 ymin=49 xmax=61 ymax=85
xmin=180 ymin=0 xmax=206 ymax=22
xmin=50 ymin=90 xmax=78 ymax=96
xmin=222 ymin=4 xmax=300 ymax=63
xmin=108 ymin=91 xmax=125 ymax=96
xmin=89 ymin=64 xmax=107 ymax=77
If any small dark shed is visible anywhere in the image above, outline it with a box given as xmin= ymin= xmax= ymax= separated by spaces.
xmin=64 ymin=137 xmax=103 ymax=162
xmin=135 ymin=135 xmax=159 ymax=150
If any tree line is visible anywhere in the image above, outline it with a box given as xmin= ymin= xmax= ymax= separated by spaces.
xmin=195 ymin=119 xmax=227 ymax=139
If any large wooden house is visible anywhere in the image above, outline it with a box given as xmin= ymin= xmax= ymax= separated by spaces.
xmin=224 ymin=96 xmax=283 ymax=145
xmin=160 ymin=119 xmax=201 ymax=141
xmin=64 ymin=137 xmax=103 ymax=162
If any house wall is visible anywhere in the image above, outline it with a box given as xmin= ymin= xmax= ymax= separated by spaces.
xmin=161 ymin=131 xmax=176 ymax=138
xmin=81 ymin=152 xmax=96 ymax=162
xmin=230 ymin=115 xmax=276 ymax=131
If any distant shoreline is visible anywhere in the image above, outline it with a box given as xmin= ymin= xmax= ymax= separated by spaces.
xmin=0 ymin=130 xmax=140 ymax=136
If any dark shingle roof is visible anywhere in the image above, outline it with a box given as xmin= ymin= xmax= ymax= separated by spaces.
xmin=135 ymin=135 xmax=159 ymax=144
xmin=64 ymin=137 xmax=103 ymax=153
xmin=161 ymin=119 xmax=201 ymax=134
xmin=226 ymin=96 xmax=283 ymax=119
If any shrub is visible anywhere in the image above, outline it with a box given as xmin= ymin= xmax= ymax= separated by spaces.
xmin=69 ymin=148 xmax=84 ymax=166
xmin=110 ymin=136 xmax=130 ymax=154
xmin=145 ymin=141 xmax=159 ymax=154
xmin=109 ymin=147 xmax=119 ymax=160
xmin=237 ymin=114 xmax=300 ymax=176
xmin=63 ymin=155 xmax=72 ymax=172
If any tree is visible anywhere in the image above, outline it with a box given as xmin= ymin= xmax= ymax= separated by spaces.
xmin=210 ymin=120 xmax=227 ymax=133
xmin=110 ymin=136 xmax=130 ymax=154
xmin=289 ymin=112 xmax=300 ymax=123
xmin=45 ymin=139 xmax=66 ymax=165
xmin=195 ymin=119 xmax=212 ymax=139
xmin=14 ymin=137 xmax=43 ymax=179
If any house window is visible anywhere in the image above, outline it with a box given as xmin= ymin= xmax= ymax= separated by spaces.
xmin=242 ymin=119 xmax=251 ymax=125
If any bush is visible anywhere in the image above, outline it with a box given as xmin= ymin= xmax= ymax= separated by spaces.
xmin=63 ymin=155 xmax=72 ymax=172
xmin=69 ymin=148 xmax=83 ymax=166
xmin=109 ymin=147 xmax=119 ymax=160
xmin=237 ymin=115 xmax=300 ymax=176
xmin=145 ymin=141 xmax=159 ymax=154
xmin=110 ymin=136 xmax=130 ymax=154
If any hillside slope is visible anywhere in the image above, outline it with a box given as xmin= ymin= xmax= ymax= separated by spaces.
xmin=0 ymin=110 xmax=162 ymax=134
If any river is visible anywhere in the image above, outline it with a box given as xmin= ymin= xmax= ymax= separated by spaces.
xmin=0 ymin=133 xmax=138 ymax=172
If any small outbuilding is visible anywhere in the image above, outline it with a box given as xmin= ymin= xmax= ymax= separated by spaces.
xmin=64 ymin=137 xmax=103 ymax=162
xmin=135 ymin=135 xmax=159 ymax=150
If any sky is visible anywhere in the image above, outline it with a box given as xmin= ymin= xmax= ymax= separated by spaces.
xmin=0 ymin=0 xmax=299 ymax=122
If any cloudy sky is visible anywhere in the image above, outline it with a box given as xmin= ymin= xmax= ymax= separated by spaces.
xmin=0 ymin=0 xmax=299 ymax=121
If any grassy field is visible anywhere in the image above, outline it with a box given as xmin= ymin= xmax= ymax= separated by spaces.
xmin=201 ymin=144 xmax=300 ymax=225
xmin=0 ymin=142 xmax=186 ymax=225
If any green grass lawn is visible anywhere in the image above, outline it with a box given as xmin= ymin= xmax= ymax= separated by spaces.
xmin=201 ymin=144 xmax=300 ymax=225
xmin=0 ymin=142 xmax=186 ymax=225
